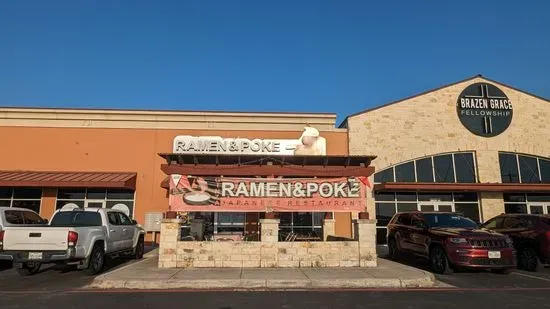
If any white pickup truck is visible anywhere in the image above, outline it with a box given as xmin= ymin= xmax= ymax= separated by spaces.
xmin=0 ymin=208 xmax=145 ymax=276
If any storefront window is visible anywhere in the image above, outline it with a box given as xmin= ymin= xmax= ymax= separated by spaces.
xmin=499 ymin=152 xmax=550 ymax=183
xmin=504 ymin=193 xmax=550 ymax=215
xmin=434 ymin=154 xmax=455 ymax=183
xmin=0 ymin=187 xmax=42 ymax=213
xmin=373 ymin=152 xmax=476 ymax=184
xmin=56 ymin=188 xmax=135 ymax=217
xmin=279 ymin=212 xmax=323 ymax=238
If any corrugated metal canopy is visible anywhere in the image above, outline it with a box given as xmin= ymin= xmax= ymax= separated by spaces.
xmin=0 ymin=171 xmax=137 ymax=189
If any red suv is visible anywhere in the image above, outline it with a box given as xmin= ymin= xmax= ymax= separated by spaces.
xmin=480 ymin=213 xmax=550 ymax=272
xmin=387 ymin=211 xmax=516 ymax=274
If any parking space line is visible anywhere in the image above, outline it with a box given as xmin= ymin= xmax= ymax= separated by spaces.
xmin=512 ymin=272 xmax=550 ymax=282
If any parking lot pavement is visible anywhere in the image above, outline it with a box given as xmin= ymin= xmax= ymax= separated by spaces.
xmin=0 ymin=245 xmax=158 ymax=292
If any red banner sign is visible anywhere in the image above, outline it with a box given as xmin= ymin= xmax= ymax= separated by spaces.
xmin=169 ymin=175 xmax=369 ymax=212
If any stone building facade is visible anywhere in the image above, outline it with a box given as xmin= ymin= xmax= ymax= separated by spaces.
xmin=342 ymin=75 xmax=550 ymax=244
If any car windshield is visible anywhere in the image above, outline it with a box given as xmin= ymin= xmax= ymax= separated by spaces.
xmin=50 ymin=211 xmax=102 ymax=227
xmin=422 ymin=213 xmax=478 ymax=229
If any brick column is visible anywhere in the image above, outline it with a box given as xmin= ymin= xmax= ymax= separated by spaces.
xmin=354 ymin=218 xmax=377 ymax=267
xmin=322 ymin=219 xmax=336 ymax=241
xmin=158 ymin=219 xmax=184 ymax=268
xmin=260 ymin=219 xmax=280 ymax=242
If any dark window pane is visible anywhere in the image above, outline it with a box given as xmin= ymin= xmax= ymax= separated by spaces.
xmin=395 ymin=213 xmax=411 ymax=225
xmin=526 ymin=194 xmax=550 ymax=202
xmin=454 ymin=153 xmax=476 ymax=183
xmin=118 ymin=213 xmax=133 ymax=225
xmin=57 ymin=188 xmax=85 ymax=199
xmin=0 ymin=188 xmax=12 ymax=199
xmin=0 ymin=200 xmax=10 ymax=207
xmin=374 ymin=192 xmax=395 ymax=201
xmin=453 ymin=192 xmax=478 ymax=202
xmin=56 ymin=200 xmax=85 ymax=210
xmin=503 ymin=193 xmax=526 ymax=202
xmin=434 ymin=155 xmax=455 ymax=183
xmin=505 ymin=204 xmax=527 ymax=214
xmin=293 ymin=212 xmax=313 ymax=227
xmin=396 ymin=192 xmax=416 ymax=202
xmin=540 ymin=159 xmax=550 ymax=183
xmin=279 ymin=213 xmax=292 ymax=226
xmin=420 ymin=204 xmax=435 ymax=211
xmin=106 ymin=201 xmax=134 ymax=217
xmin=375 ymin=203 xmax=396 ymax=226
xmin=22 ymin=211 xmax=46 ymax=224
xmin=374 ymin=168 xmax=394 ymax=183
xmin=397 ymin=203 xmax=417 ymax=212
xmin=395 ymin=162 xmax=415 ymax=182
xmin=12 ymin=200 xmax=41 ymax=213
xmin=499 ymin=153 xmax=519 ymax=183
xmin=107 ymin=189 xmax=135 ymax=200
xmin=12 ymin=188 xmax=41 ymax=199
xmin=438 ymin=205 xmax=453 ymax=212
xmin=4 ymin=210 xmax=24 ymax=224
xmin=454 ymin=203 xmax=480 ymax=223
xmin=86 ymin=189 xmax=106 ymax=199
xmin=483 ymin=218 xmax=503 ymax=229
xmin=376 ymin=228 xmax=388 ymax=245
xmin=416 ymin=158 xmax=434 ymax=182
xmin=519 ymin=156 xmax=540 ymax=183
xmin=530 ymin=206 xmax=544 ymax=214
xmin=503 ymin=217 xmax=533 ymax=229
xmin=418 ymin=192 xmax=452 ymax=202
xmin=108 ymin=213 xmax=120 ymax=225
xmin=50 ymin=212 xmax=102 ymax=227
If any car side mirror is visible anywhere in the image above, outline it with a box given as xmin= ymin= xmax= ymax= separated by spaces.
xmin=132 ymin=219 xmax=138 ymax=225
xmin=43 ymin=218 xmax=49 ymax=224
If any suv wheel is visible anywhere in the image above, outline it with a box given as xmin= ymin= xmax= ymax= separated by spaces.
xmin=429 ymin=246 xmax=452 ymax=274
xmin=16 ymin=262 xmax=41 ymax=276
xmin=518 ymin=247 xmax=539 ymax=272
xmin=84 ymin=244 xmax=105 ymax=276
xmin=388 ymin=239 xmax=400 ymax=260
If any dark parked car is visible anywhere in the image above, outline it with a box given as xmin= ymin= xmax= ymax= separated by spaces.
xmin=387 ymin=211 xmax=516 ymax=274
xmin=480 ymin=213 xmax=550 ymax=272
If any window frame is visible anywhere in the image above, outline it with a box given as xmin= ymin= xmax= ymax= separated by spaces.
xmin=0 ymin=187 xmax=42 ymax=214
xmin=55 ymin=188 xmax=135 ymax=218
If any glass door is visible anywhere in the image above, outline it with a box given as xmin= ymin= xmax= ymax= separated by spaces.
xmin=418 ymin=202 xmax=453 ymax=212
xmin=85 ymin=200 xmax=105 ymax=209
xmin=527 ymin=203 xmax=549 ymax=215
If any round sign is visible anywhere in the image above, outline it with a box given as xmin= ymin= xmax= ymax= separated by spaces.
xmin=456 ymin=83 xmax=513 ymax=137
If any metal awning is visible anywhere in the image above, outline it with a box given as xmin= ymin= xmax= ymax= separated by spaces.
xmin=157 ymin=153 xmax=376 ymax=178
xmin=0 ymin=171 xmax=137 ymax=189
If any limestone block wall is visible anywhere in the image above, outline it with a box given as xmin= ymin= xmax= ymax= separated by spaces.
xmin=346 ymin=76 xmax=550 ymax=221
xmin=158 ymin=219 xmax=378 ymax=268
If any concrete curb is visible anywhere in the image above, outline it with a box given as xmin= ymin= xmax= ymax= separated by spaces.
xmin=87 ymin=273 xmax=436 ymax=290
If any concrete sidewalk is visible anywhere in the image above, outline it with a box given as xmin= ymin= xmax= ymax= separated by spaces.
xmin=87 ymin=253 xmax=435 ymax=290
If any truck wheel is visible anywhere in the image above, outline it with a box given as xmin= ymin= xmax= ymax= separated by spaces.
xmin=16 ymin=262 xmax=41 ymax=276
xmin=135 ymin=237 xmax=144 ymax=260
xmin=84 ymin=244 xmax=105 ymax=276
xmin=387 ymin=238 xmax=400 ymax=260
xmin=429 ymin=246 xmax=452 ymax=274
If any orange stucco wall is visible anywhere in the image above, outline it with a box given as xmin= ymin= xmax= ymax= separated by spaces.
xmin=0 ymin=126 xmax=350 ymax=236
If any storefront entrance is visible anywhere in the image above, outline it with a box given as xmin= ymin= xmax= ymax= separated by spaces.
xmin=418 ymin=201 xmax=453 ymax=212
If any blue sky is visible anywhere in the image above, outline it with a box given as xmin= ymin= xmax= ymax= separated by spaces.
xmin=1 ymin=0 xmax=549 ymax=122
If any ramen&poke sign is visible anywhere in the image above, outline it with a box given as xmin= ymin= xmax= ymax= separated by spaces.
xmin=219 ymin=180 xmax=361 ymax=198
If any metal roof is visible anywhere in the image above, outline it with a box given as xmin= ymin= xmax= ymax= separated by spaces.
xmin=0 ymin=171 xmax=137 ymax=189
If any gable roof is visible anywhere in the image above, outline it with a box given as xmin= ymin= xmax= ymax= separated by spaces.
xmin=339 ymin=74 xmax=550 ymax=128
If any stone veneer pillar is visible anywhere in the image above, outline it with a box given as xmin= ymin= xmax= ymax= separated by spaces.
xmin=260 ymin=218 xmax=280 ymax=242
xmin=354 ymin=218 xmax=378 ymax=267
xmin=158 ymin=219 xmax=184 ymax=268
xmin=322 ymin=219 xmax=336 ymax=241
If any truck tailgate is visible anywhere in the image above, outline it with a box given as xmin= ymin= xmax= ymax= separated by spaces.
xmin=3 ymin=227 xmax=70 ymax=251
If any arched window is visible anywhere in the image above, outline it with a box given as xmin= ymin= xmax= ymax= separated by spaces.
xmin=499 ymin=152 xmax=550 ymax=184
xmin=373 ymin=152 xmax=477 ymax=184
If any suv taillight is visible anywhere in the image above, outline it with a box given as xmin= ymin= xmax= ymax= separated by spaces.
xmin=0 ymin=230 xmax=4 ymax=250
xmin=67 ymin=231 xmax=78 ymax=247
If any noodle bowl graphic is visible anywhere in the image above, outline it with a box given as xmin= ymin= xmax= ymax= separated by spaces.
xmin=176 ymin=176 xmax=219 ymax=206
xmin=183 ymin=191 xmax=212 ymax=205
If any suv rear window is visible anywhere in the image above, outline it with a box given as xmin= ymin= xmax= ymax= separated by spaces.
xmin=50 ymin=211 xmax=102 ymax=227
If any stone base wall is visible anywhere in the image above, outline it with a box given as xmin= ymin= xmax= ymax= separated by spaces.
xmin=158 ymin=218 xmax=378 ymax=268
xmin=160 ymin=241 xmax=375 ymax=268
